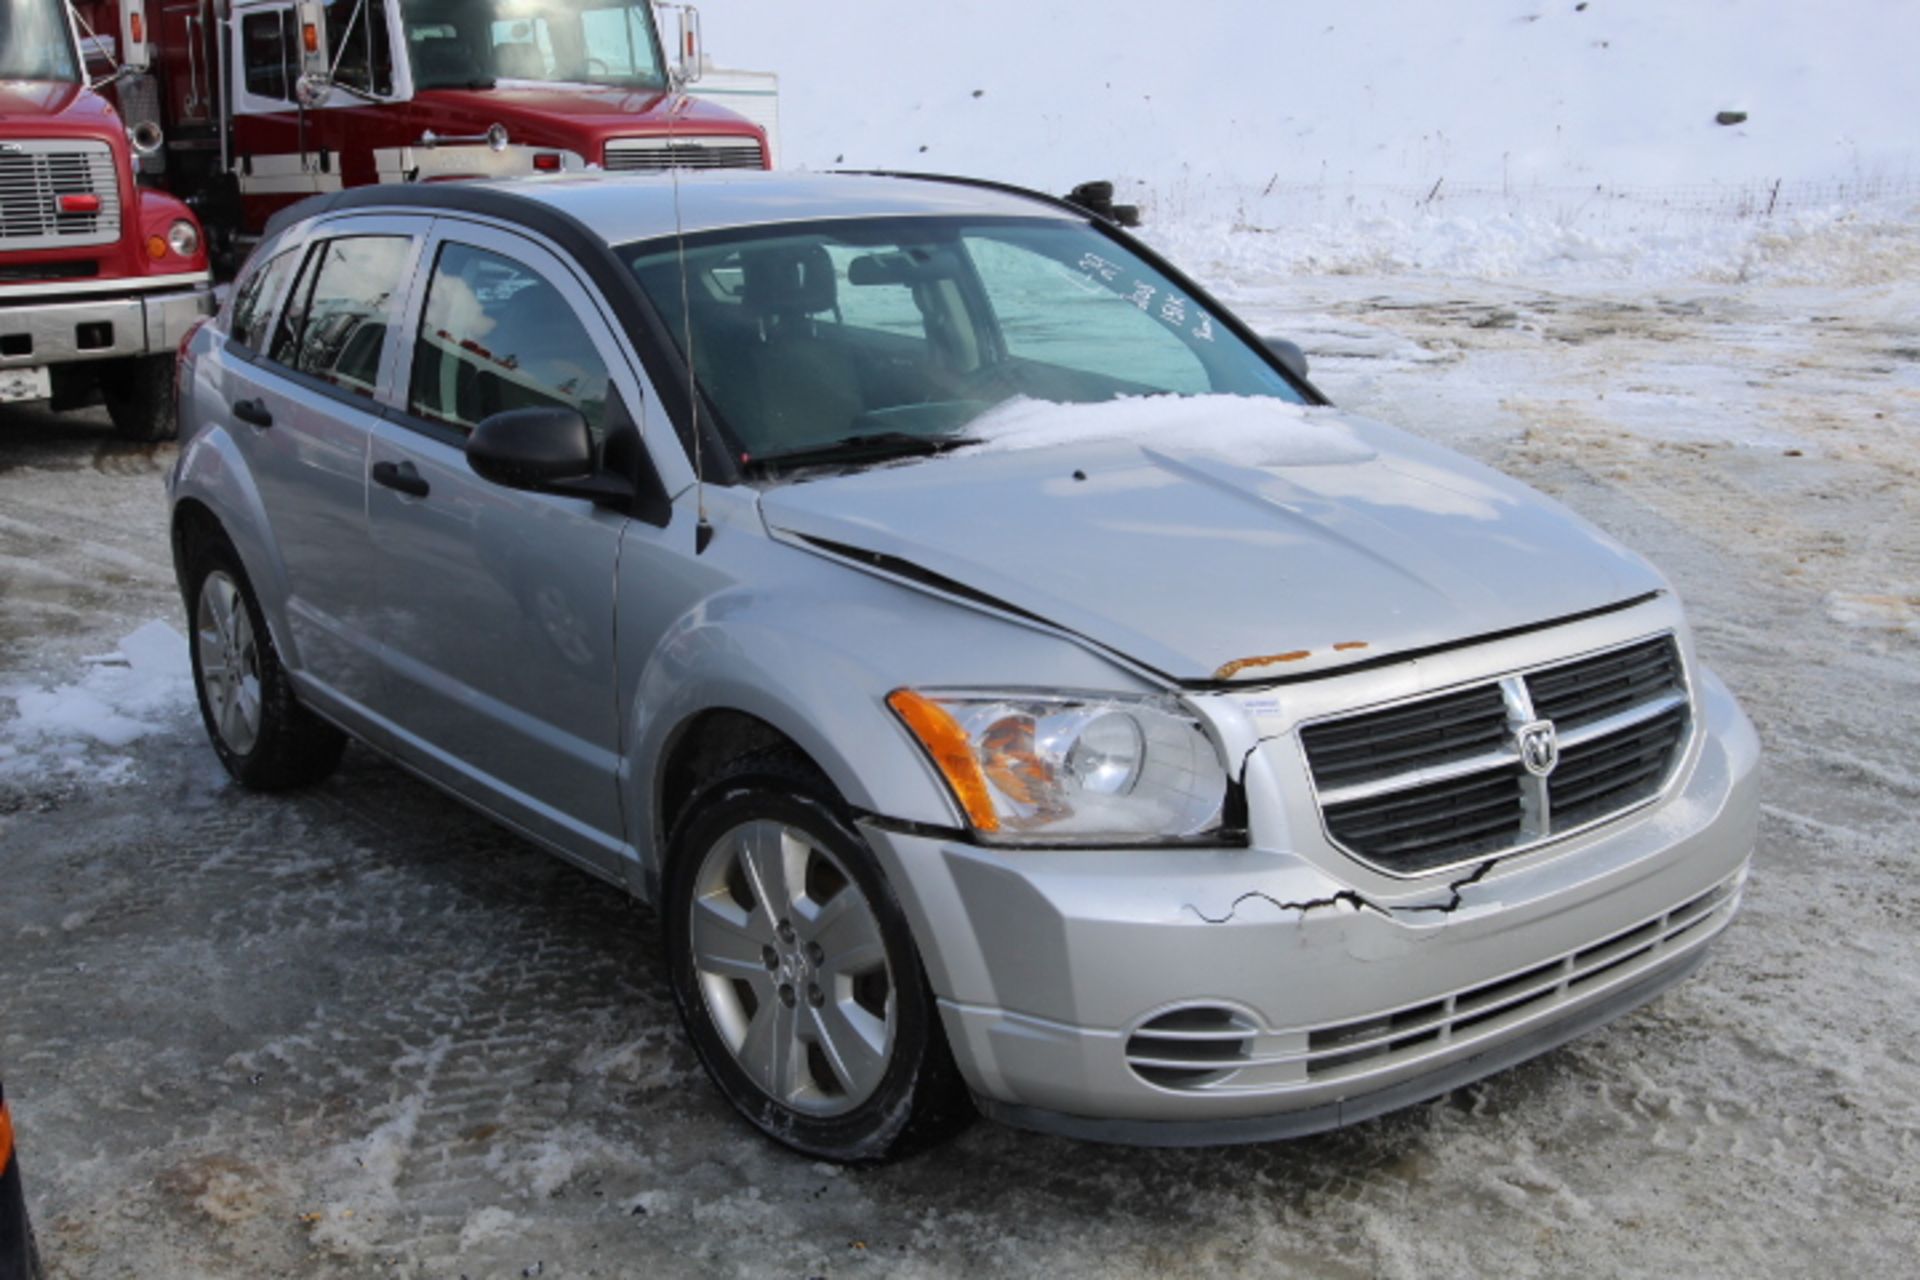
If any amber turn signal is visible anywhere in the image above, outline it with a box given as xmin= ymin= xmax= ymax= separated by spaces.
xmin=887 ymin=689 xmax=999 ymax=833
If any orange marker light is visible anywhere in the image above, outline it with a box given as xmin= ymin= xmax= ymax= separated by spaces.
xmin=887 ymin=690 xmax=999 ymax=832
xmin=303 ymin=22 xmax=319 ymax=53
xmin=0 ymin=1099 xmax=14 ymax=1169
xmin=147 ymin=234 xmax=167 ymax=259
xmin=129 ymin=13 xmax=143 ymax=42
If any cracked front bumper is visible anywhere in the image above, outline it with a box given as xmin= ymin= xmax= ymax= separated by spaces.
xmin=861 ymin=663 xmax=1758 ymax=1142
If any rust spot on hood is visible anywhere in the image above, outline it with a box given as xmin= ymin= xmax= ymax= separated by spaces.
xmin=1333 ymin=641 xmax=1370 ymax=652
xmin=1214 ymin=650 xmax=1312 ymax=680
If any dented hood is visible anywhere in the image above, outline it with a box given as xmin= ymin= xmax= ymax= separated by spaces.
xmin=758 ymin=412 xmax=1667 ymax=683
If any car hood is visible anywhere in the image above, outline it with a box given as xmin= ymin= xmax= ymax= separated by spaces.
xmin=757 ymin=406 xmax=1667 ymax=683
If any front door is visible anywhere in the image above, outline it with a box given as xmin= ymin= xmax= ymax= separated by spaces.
xmin=365 ymin=220 xmax=633 ymax=875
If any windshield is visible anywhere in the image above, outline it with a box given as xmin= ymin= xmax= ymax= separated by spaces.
xmin=625 ymin=216 xmax=1307 ymax=472
xmin=0 ymin=0 xmax=80 ymax=82
xmin=401 ymin=0 xmax=665 ymax=90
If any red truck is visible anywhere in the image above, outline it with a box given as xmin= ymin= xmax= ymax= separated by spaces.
xmin=69 ymin=0 xmax=769 ymax=248
xmin=0 ymin=0 xmax=213 ymax=440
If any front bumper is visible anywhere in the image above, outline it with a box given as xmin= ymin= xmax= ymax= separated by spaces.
xmin=0 ymin=274 xmax=213 ymax=370
xmin=861 ymin=660 xmax=1759 ymax=1143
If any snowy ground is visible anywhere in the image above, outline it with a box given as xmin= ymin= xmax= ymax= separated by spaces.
xmin=2 ymin=203 xmax=1918 ymax=1277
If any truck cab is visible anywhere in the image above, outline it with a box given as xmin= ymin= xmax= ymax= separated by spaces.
xmin=0 ymin=0 xmax=213 ymax=440
xmin=73 ymin=0 xmax=771 ymax=249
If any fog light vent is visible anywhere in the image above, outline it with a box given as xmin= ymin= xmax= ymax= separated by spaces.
xmin=1124 ymin=1006 xmax=1255 ymax=1090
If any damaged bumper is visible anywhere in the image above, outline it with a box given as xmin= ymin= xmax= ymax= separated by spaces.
xmin=860 ymin=661 xmax=1759 ymax=1143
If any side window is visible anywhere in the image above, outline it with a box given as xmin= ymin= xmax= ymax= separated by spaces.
xmin=241 ymin=10 xmax=293 ymax=99
xmin=408 ymin=242 xmax=613 ymax=440
xmin=964 ymin=233 xmax=1210 ymax=394
xmin=325 ymin=0 xmax=394 ymax=97
xmin=229 ymin=248 xmax=302 ymax=353
xmin=268 ymin=235 xmax=412 ymax=397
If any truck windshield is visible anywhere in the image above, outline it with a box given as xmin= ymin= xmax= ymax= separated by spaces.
xmin=625 ymin=216 xmax=1309 ymax=472
xmin=401 ymin=0 xmax=665 ymax=90
xmin=0 ymin=0 xmax=80 ymax=82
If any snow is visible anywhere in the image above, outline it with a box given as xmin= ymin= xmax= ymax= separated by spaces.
xmin=961 ymin=394 xmax=1377 ymax=466
xmin=700 ymin=0 xmax=1919 ymax=195
xmin=0 ymin=619 xmax=193 ymax=788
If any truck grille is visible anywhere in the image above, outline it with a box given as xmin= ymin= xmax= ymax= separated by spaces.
xmin=603 ymin=136 xmax=764 ymax=172
xmin=0 ymin=141 xmax=120 ymax=251
xmin=1301 ymin=635 xmax=1690 ymax=875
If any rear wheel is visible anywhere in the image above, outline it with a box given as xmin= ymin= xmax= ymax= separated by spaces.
xmin=663 ymin=756 xmax=971 ymax=1162
xmin=100 ymin=354 xmax=177 ymax=442
xmin=187 ymin=537 xmax=345 ymax=790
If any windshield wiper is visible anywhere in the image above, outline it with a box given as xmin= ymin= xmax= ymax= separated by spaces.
xmin=747 ymin=431 xmax=978 ymax=474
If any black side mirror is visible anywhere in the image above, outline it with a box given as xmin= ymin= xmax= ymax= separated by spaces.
xmin=1262 ymin=336 xmax=1309 ymax=382
xmin=467 ymin=405 xmax=636 ymax=507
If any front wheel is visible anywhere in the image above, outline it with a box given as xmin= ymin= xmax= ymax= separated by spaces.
xmin=663 ymin=758 xmax=971 ymax=1162
xmin=100 ymin=354 xmax=177 ymax=442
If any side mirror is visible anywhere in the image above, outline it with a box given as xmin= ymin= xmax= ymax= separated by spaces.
xmin=468 ymin=406 xmax=598 ymax=490
xmin=1262 ymin=336 xmax=1309 ymax=382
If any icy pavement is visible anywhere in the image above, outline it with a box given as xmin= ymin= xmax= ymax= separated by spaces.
xmin=2 ymin=248 xmax=1918 ymax=1277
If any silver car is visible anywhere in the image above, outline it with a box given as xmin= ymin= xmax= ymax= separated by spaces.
xmin=167 ymin=171 xmax=1758 ymax=1161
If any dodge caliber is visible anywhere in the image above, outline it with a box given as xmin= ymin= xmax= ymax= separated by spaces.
xmin=167 ymin=171 xmax=1758 ymax=1161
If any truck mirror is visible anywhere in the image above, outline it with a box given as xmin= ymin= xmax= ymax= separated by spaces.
xmin=670 ymin=4 xmax=705 ymax=85
xmin=119 ymin=0 xmax=151 ymax=71
xmin=296 ymin=0 xmax=331 ymax=76
xmin=294 ymin=73 xmax=330 ymax=108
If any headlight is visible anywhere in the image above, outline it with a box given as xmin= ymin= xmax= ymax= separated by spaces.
xmin=166 ymin=219 xmax=200 ymax=258
xmin=888 ymin=689 xmax=1230 ymax=844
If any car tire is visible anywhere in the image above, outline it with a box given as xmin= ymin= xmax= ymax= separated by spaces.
xmin=663 ymin=753 xmax=973 ymax=1162
xmin=100 ymin=354 xmax=178 ymax=442
xmin=186 ymin=536 xmax=346 ymax=790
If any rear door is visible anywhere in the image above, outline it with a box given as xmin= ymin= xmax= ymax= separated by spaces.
xmin=218 ymin=215 xmax=430 ymax=724
xmin=365 ymin=219 xmax=633 ymax=876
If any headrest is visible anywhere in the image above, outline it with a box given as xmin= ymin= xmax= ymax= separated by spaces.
xmin=741 ymin=243 xmax=837 ymax=317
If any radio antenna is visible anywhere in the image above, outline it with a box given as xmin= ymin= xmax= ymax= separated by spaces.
xmin=666 ymin=70 xmax=713 ymax=554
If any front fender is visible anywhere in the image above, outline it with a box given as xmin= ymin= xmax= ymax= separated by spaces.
xmin=619 ymin=515 xmax=1162 ymax=898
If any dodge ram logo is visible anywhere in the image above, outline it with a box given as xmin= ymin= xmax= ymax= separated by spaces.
xmin=1517 ymin=720 xmax=1560 ymax=777
xmin=0 ymin=143 xmax=22 ymax=156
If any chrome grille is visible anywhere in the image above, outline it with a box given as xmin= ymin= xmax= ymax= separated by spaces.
xmin=1302 ymin=635 xmax=1690 ymax=875
xmin=0 ymin=140 xmax=121 ymax=250
xmin=603 ymin=136 xmax=764 ymax=172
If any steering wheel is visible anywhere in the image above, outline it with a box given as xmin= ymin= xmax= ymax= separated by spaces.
xmin=585 ymin=57 xmax=611 ymax=79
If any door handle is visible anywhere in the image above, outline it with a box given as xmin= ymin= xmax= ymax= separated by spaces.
xmin=232 ymin=398 xmax=272 ymax=428
xmin=371 ymin=459 xmax=431 ymax=498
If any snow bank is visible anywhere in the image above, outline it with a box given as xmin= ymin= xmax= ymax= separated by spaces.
xmin=961 ymin=395 xmax=1377 ymax=467
xmin=0 ymin=620 xmax=194 ymax=789
xmin=1146 ymin=191 xmax=1920 ymax=286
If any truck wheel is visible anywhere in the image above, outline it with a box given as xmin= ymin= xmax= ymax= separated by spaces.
xmin=100 ymin=354 xmax=178 ymax=442
xmin=187 ymin=536 xmax=346 ymax=790
xmin=663 ymin=754 xmax=972 ymax=1163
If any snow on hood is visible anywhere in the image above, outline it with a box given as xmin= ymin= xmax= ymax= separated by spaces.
xmin=759 ymin=395 xmax=1666 ymax=682
xmin=963 ymin=395 xmax=1379 ymax=468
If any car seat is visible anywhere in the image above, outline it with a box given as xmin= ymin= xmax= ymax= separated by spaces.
xmin=736 ymin=243 xmax=864 ymax=453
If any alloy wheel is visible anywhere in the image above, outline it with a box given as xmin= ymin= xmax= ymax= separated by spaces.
xmin=195 ymin=570 xmax=263 ymax=756
xmin=688 ymin=819 xmax=896 ymax=1116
